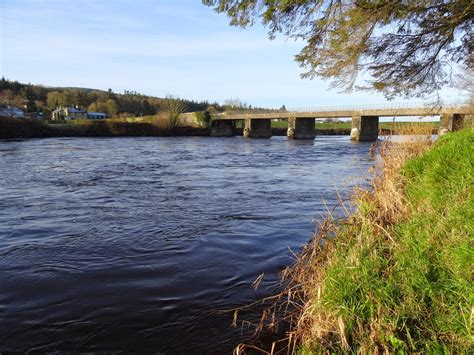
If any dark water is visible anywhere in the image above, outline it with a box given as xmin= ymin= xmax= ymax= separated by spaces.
xmin=0 ymin=136 xmax=373 ymax=353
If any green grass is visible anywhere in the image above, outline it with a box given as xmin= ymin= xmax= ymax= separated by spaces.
xmin=317 ymin=122 xmax=352 ymax=129
xmin=271 ymin=120 xmax=288 ymax=128
xmin=299 ymin=130 xmax=473 ymax=352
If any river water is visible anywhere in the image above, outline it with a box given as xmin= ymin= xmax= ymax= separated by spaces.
xmin=0 ymin=136 xmax=373 ymax=353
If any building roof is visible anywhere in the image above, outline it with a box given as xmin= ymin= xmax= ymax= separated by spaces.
xmin=67 ymin=107 xmax=86 ymax=113
xmin=0 ymin=106 xmax=25 ymax=116
xmin=52 ymin=107 xmax=86 ymax=114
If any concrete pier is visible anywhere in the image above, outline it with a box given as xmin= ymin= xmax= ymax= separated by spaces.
xmin=287 ymin=117 xmax=315 ymax=139
xmin=210 ymin=120 xmax=233 ymax=137
xmin=244 ymin=118 xmax=271 ymax=138
xmin=439 ymin=113 xmax=465 ymax=135
xmin=351 ymin=115 xmax=379 ymax=141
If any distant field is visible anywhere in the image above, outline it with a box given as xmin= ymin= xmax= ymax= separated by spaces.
xmin=271 ymin=120 xmax=439 ymax=130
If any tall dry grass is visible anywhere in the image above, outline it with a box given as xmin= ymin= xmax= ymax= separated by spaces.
xmin=231 ymin=124 xmax=458 ymax=354
xmin=153 ymin=113 xmax=174 ymax=134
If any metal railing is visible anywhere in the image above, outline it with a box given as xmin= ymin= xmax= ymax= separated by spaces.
xmin=287 ymin=102 xmax=438 ymax=112
xmin=217 ymin=101 xmax=468 ymax=115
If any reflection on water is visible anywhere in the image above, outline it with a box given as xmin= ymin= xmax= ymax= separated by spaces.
xmin=0 ymin=136 xmax=373 ymax=353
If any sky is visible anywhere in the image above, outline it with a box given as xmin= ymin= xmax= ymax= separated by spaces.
xmin=0 ymin=0 xmax=467 ymax=109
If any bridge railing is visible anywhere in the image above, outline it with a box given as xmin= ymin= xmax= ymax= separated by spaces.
xmin=287 ymin=102 xmax=440 ymax=112
xmin=216 ymin=101 xmax=468 ymax=116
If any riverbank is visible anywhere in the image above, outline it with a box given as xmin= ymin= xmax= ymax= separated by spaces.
xmin=1 ymin=116 xmax=440 ymax=139
xmin=243 ymin=129 xmax=473 ymax=353
xmin=0 ymin=116 xmax=209 ymax=139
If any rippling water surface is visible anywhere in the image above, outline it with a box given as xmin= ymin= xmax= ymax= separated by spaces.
xmin=0 ymin=136 xmax=373 ymax=353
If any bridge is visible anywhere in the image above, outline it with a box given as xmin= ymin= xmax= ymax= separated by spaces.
xmin=210 ymin=103 xmax=470 ymax=141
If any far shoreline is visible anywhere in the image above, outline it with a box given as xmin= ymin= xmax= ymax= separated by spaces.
xmin=1 ymin=116 xmax=440 ymax=140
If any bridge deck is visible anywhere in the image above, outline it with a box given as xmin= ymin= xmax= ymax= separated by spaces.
xmin=213 ymin=106 xmax=470 ymax=120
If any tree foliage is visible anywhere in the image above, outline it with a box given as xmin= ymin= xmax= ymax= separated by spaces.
xmin=203 ymin=0 xmax=473 ymax=98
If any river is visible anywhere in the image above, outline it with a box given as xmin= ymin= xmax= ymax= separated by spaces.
xmin=0 ymin=136 xmax=373 ymax=353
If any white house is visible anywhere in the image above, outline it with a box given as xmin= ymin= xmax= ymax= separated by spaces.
xmin=52 ymin=107 xmax=87 ymax=120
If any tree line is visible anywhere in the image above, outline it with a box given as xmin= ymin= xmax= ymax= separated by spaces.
xmin=0 ymin=78 xmax=281 ymax=119
xmin=0 ymin=77 xmax=219 ymax=118
xmin=0 ymin=78 xmax=242 ymax=119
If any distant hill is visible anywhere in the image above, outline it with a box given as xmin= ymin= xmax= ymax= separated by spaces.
xmin=0 ymin=77 xmax=221 ymax=118
xmin=47 ymin=86 xmax=108 ymax=94
xmin=0 ymin=78 xmax=275 ymax=119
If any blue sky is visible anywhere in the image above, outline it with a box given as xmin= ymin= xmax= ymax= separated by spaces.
xmin=0 ymin=0 xmax=465 ymax=109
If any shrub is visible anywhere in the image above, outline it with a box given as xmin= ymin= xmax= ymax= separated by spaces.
xmin=195 ymin=111 xmax=212 ymax=128
xmin=158 ymin=96 xmax=187 ymax=131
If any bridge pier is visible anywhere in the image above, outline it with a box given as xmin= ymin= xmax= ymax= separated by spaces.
xmin=351 ymin=115 xmax=379 ymax=141
xmin=287 ymin=117 xmax=315 ymax=139
xmin=244 ymin=118 xmax=272 ymax=138
xmin=210 ymin=120 xmax=233 ymax=137
xmin=439 ymin=113 xmax=465 ymax=135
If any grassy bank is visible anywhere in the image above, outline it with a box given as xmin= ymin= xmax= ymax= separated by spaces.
xmin=241 ymin=129 xmax=473 ymax=353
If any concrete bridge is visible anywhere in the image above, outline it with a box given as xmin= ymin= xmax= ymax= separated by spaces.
xmin=210 ymin=103 xmax=470 ymax=141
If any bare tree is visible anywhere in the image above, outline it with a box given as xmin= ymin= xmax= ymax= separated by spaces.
xmin=455 ymin=65 xmax=474 ymax=96
xmin=159 ymin=95 xmax=188 ymax=131
xmin=224 ymin=97 xmax=248 ymax=111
